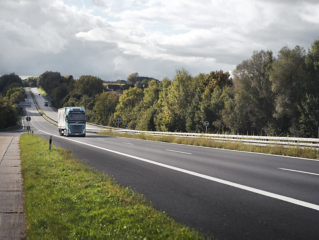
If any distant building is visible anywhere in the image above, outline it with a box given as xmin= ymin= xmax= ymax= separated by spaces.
xmin=106 ymin=84 xmax=121 ymax=91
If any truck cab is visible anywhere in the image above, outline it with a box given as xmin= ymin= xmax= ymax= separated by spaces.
xmin=58 ymin=107 xmax=86 ymax=137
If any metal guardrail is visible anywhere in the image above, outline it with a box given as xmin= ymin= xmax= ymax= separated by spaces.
xmin=28 ymin=89 xmax=319 ymax=149
xmin=112 ymin=129 xmax=319 ymax=149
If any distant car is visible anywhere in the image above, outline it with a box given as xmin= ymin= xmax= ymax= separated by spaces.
xmin=38 ymin=94 xmax=40 ymax=95
xmin=44 ymin=102 xmax=48 ymax=106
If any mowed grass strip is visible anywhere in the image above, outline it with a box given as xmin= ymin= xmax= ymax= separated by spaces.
xmin=20 ymin=133 xmax=208 ymax=239
xmin=100 ymin=131 xmax=319 ymax=160
xmin=37 ymin=87 xmax=47 ymax=97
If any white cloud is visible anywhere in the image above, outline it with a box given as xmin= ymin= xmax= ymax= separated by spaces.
xmin=0 ymin=0 xmax=319 ymax=81
xmin=300 ymin=3 xmax=319 ymax=24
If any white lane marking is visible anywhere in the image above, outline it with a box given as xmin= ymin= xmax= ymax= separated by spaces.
xmin=122 ymin=142 xmax=134 ymax=145
xmin=166 ymin=149 xmax=192 ymax=155
xmin=279 ymin=168 xmax=319 ymax=176
xmin=38 ymin=129 xmax=319 ymax=212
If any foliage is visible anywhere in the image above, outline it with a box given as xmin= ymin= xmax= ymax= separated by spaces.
xmin=93 ymin=91 xmax=119 ymax=125
xmin=7 ymin=39 xmax=319 ymax=137
xmin=269 ymin=46 xmax=307 ymax=136
xmin=134 ymin=80 xmax=161 ymax=131
xmin=6 ymin=87 xmax=27 ymax=103
xmin=298 ymin=40 xmax=319 ymax=137
xmin=126 ymin=72 xmax=159 ymax=87
xmin=75 ymin=75 xmax=104 ymax=97
xmin=0 ymin=98 xmax=19 ymax=129
xmin=24 ymin=77 xmax=38 ymax=87
xmin=0 ymin=73 xmax=23 ymax=96
xmin=127 ymin=72 xmax=139 ymax=85
xmin=0 ymin=73 xmax=25 ymax=128
xmin=38 ymin=72 xmax=103 ymax=110
xmin=114 ymin=87 xmax=144 ymax=129
xmin=229 ymin=50 xmax=274 ymax=135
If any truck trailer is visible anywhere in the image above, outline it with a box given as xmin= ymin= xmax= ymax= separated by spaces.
xmin=58 ymin=107 xmax=86 ymax=137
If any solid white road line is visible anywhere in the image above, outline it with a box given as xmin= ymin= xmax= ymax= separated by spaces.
xmin=279 ymin=168 xmax=319 ymax=176
xmin=37 ymin=130 xmax=319 ymax=211
xmin=165 ymin=149 xmax=192 ymax=155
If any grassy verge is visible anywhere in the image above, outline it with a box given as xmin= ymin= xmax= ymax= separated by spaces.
xmin=20 ymin=133 xmax=207 ymax=239
xmin=99 ymin=131 xmax=319 ymax=160
xmin=28 ymin=88 xmax=57 ymax=126
xmin=37 ymin=87 xmax=47 ymax=97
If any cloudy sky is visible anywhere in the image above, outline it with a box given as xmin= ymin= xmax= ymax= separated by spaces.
xmin=1 ymin=0 xmax=319 ymax=81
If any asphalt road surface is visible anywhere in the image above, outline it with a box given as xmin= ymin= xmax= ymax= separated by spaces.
xmin=22 ymin=88 xmax=319 ymax=239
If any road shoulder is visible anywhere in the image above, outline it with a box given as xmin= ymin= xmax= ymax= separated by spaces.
xmin=0 ymin=135 xmax=26 ymax=239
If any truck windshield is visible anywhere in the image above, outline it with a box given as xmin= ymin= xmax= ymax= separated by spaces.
xmin=68 ymin=112 xmax=85 ymax=121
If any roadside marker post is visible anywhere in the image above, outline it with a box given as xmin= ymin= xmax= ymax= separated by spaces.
xmin=49 ymin=136 xmax=52 ymax=150
xmin=26 ymin=116 xmax=31 ymax=134
xmin=204 ymin=121 xmax=209 ymax=133
xmin=116 ymin=117 xmax=121 ymax=128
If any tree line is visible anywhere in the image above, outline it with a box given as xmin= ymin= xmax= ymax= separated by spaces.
xmin=111 ymin=40 xmax=319 ymax=137
xmin=0 ymin=73 xmax=27 ymax=129
xmin=3 ymin=39 xmax=319 ymax=137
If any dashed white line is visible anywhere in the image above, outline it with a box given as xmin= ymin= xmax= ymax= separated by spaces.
xmin=37 ymin=129 xmax=319 ymax=212
xmin=122 ymin=142 xmax=134 ymax=145
xmin=165 ymin=149 xmax=192 ymax=155
xmin=279 ymin=168 xmax=319 ymax=176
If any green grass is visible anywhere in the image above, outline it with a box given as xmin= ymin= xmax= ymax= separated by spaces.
xmin=99 ymin=131 xmax=319 ymax=160
xmin=37 ymin=87 xmax=47 ymax=97
xmin=103 ymin=83 xmax=124 ymax=86
xmin=20 ymin=133 xmax=208 ymax=239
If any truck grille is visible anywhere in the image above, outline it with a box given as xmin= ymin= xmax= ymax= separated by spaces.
xmin=70 ymin=125 xmax=83 ymax=133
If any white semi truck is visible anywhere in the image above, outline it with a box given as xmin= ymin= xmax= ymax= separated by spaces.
xmin=58 ymin=107 xmax=86 ymax=137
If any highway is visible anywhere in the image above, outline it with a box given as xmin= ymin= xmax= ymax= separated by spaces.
xmin=22 ymin=88 xmax=319 ymax=239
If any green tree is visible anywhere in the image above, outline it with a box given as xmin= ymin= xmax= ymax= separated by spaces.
xmin=24 ymin=77 xmax=38 ymax=87
xmin=194 ymin=71 xmax=233 ymax=133
xmin=38 ymin=71 xmax=61 ymax=96
xmin=135 ymin=80 xmax=161 ymax=130
xmin=270 ymin=46 xmax=306 ymax=136
xmin=0 ymin=98 xmax=18 ymax=129
xmin=0 ymin=73 xmax=23 ymax=96
xmin=115 ymin=87 xmax=144 ymax=129
xmin=185 ymin=92 xmax=202 ymax=132
xmin=127 ymin=72 xmax=139 ymax=85
xmin=209 ymin=86 xmax=232 ymax=133
xmin=200 ymin=70 xmax=232 ymax=93
xmin=75 ymin=75 xmax=104 ymax=98
xmin=93 ymin=91 xmax=119 ymax=125
xmin=298 ymin=40 xmax=319 ymax=137
xmin=6 ymin=87 xmax=26 ymax=100
xmin=155 ymin=69 xmax=199 ymax=132
xmin=51 ymin=85 xmax=68 ymax=108
xmin=10 ymin=91 xmax=26 ymax=104
xmin=230 ymin=50 xmax=274 ymax=135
